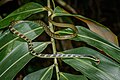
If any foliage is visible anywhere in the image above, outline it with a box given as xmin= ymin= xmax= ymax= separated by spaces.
xmin=0 ymin=1 xmax=120 ymax=80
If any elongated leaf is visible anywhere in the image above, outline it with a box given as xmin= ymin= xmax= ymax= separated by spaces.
xmin=75 ymin=26 xmax=120 ymax=62
xmin=0 ymin=2 xmax=46 ymax=29
xmin=0 ymin=41 xmax=50 ymax=80
xmin=58 ymin=26 xmax=120 ymax=62
xmin=0 ymin=21 xmax=44 ymax=60
xmin=23 ymin=65 xmax=54 ymax=80
xmin=59 ymin=72 xmax=88 ymax=80
xmin=0 ymin=31 xmax=2 ymax=35
xmin=82 ymin=20 xmax=119 ymax=46
xmin=0 ymin=42 xmax=14 ymax=61
xmin=60 ymin=47 xmax=120 ymax=80
xmin=53 ymin=6 xmax=118 ymax=45
xmin=0 ymin=17 xmax=50 ymax=80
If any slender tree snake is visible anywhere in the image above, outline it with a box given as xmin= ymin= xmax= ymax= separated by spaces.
xmin=9 ymin=7 xmax=99 ymax=62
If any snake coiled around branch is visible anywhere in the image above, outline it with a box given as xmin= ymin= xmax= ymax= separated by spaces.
xmin=9 ymin=7 xmax=99 ymax=62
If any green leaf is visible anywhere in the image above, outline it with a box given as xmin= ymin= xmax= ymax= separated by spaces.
xmin=0 ymin=21 xmax=44 ymax=60
xmin=0 ymin=30 xmax=3 ymax=36
xmin=0 ymin=41 xmax=50 ymax=80
xmin=61 ymin=47 xmax=120 ymax=80
xmin=0 ymin=2 xmax=46 ymax=29
xmin=58 ymin=26 xmax=120 ymax=62
xmin=75 ymin=26 xmax=120 ymax=62
xmin=53 ymin=6 xmax=118 ymax=46
xmin=23 ymin=65 xmax=54 ymax=80
xmin=59 ymin=72 xmax=88 ymax=80
xmin=0 ymin=20 xmax=48 ymax=80
xmin=0 ymin=42 xmax=14 ymax=61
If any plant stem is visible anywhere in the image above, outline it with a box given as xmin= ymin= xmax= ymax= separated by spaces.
xmin=47 ymin=0 xmax=60 ymax=80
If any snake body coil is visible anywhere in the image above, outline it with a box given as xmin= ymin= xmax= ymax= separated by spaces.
xmin=8 ymin=7 xmax=99 ymax=62
xmin=9 ymin=20 xmax=79 ymax=58
xmin=9 ymin=20 xmax=99 ymax=62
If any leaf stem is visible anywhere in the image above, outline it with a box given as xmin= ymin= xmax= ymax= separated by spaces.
xmin=47 ymin=0 xmax=60 ymax=80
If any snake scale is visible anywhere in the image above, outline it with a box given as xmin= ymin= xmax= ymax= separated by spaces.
xmin=9 ymin=7 xmax=99 ymax=62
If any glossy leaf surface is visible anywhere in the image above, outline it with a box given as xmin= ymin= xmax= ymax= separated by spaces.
xmin=0 ymin=21 xmax=44 ymax=60
xmin=60 ymin=72 xmax=88 ymax=80
xmin=0 ymin=42 xmax=50 ymax=80
xmin=60 ymin=47 xmax=120 ymax=80
xmin=23 ymin=65 xmax=54 ymax=80
xmin=0 ymin=20 xmax=49 ymax=80
xmin=57 ymin=26 xmax=120 ymax=62
xmin=0 ymin=2 xmax=46 ymax=29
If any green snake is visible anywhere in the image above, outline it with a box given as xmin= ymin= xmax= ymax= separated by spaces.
xmin=9 ymin=7 xmax=99 ymax=62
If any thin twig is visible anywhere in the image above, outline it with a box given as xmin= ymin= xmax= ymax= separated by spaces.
xmin=47 ymin=0 xmax=60 ymax=80
xmin=0 ymin=0 xmax=12 ymax=6
xmin=55 ymin=0 xmax=77 ymax=14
